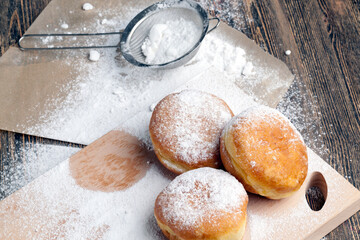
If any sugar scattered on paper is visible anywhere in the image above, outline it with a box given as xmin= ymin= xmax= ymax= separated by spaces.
xmin=195 ymin=35 xmax=249 ymax=76
xmin=89 ymin=50 xmax=100 ymax=61
xmin=25 ymin=9 xmax=260 ymax=146
xmin=61 ymin=23 xmax=69 ymax=29
xmin=41 ymin=36 xmax=54 ymax=44
xmin=242 ymin=62 xmax=254 ymax=75
xmin=82 ymin=3 xmax=94 ymax=11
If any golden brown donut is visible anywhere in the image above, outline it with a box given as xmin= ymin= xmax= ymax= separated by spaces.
xmin=149 ymin=90 xmax=234 ymax=174
xmin=220 ymin=106 xmax=308 ymax=199
xmin=154 ymin=167 xmax=248 ymax=240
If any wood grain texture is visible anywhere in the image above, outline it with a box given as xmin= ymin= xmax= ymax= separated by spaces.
xmin=0 ymin=0 xmax=359 ymax=239
xmin=0 ymin=131 xmax=84 ymax=200
xmin=0 ymin=0 xmax=51 ymax=56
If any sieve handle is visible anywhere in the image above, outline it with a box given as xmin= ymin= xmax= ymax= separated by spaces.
xmin=207 ymin=17 xmax=220 ymax=34
xmin=18 ymin=31 xmax=123 ymax=50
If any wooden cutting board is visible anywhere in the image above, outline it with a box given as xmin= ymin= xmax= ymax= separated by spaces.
xmin=1 ymin=74 xmax=359 ymax=239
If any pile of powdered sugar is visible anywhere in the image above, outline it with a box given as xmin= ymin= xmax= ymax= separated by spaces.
xmin=197 ymin=36 xmax=253 ymax=76
xmin=141 ymin=18 xmax=200 ymax=64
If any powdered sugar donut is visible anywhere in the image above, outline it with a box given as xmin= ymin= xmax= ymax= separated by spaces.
xmin=220 ymin=106 xmax=308 ymax=199
xmin=154 ymin=167 xmax=248 ymax=240
xmin=149 ymin=90 xmax=234 ymax=174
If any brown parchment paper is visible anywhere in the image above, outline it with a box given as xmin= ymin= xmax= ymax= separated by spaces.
xmin=0 ymin=0 xmax=293 ymax=144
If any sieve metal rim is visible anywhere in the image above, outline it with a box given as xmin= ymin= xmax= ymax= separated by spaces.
xmin=120 ymin=0 xmax=213 ymax=68
xmin=18 ymin=0 xmax=219 ymax=69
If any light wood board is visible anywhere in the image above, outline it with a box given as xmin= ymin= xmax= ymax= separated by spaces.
xmin=1 ymin=126 xmax=359 ymax=239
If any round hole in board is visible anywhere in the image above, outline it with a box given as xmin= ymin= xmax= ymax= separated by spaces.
xmin=305 ymin=171 xmax=328 ymax=211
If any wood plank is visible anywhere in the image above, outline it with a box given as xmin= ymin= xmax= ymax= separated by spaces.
xmin=0 ymin=0 xmax=52 ymax=56
xmin=0 ymin=130 xmax=84 ymax=200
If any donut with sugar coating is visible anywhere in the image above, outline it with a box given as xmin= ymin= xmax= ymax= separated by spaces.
xmin=154 ymin=167 xmax=248 ymax=240
xmin=220 ymin=106 xmax=308 ymax=199
xmin=149 ymin=90 xmax=234 ymax=174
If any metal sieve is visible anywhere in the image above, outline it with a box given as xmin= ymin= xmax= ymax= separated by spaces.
xmin=18 ymin=0 xmax=220 ymax=69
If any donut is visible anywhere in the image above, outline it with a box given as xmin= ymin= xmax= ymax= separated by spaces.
xmin=149 ymin=90 xmax=234 ymax=174
xmin=154 ymin=167 xmax=248 ymax=240
xmin=220 ymin=106 xmax=308 ymax=199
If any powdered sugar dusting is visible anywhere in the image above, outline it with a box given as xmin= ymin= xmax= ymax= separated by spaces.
xmin=195 ymin=36 xmax=249 ymax=76
xmin=0 ymin=156 xmax=171 ymax=240
xmin=151 ymin=90 xmax=233 ymax=164
xmin=141 ymin=18 xmax=200 ymax=64
xmin=19 ymin=5 xmax=289 ymax=146
xmin=0 ymin=143 xmax=80 ymax=200
xmin=230 ymin=105 xmax=306 ymax=144
xmin=156 ymin=167 xmax=247 ymax=230
xmin=247 ymin=199 xmax=313 ymax=240
xmin=82 ymin=3 xmax=94 ymax=11
xmin=250 ymin=161 xmax=256 ymax=167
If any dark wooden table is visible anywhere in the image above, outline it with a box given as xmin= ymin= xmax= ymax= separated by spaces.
xmin=1 ymin=0 xmax=359 ymax=239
